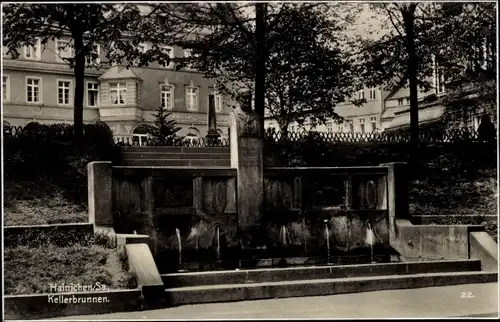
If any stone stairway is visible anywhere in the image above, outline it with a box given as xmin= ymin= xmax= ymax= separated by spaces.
xmin=119 ymin=146 xmax=231 ymax=167
xmin=161 ymin=259 xmax=496 ymax=306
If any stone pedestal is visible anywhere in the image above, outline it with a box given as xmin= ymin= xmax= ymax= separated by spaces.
xmin=229 ymin=92 xmax=264 ymax=247
xmin=88 ymin=161 xmax=113 ymax=226
xmin=205 ymin=94 xmax=220 ymax=145
xmin=380 ymin=162 xmax=408 ymax=243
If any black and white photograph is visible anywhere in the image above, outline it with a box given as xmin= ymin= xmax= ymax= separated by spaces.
xmin=1 ymin=1 xmax=498 ymax=320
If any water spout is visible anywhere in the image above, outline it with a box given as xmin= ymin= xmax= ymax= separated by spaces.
xmin=324 ymin=219 xmax=330 ymax=264
xmin=303 ymin=217 xmax=307 ymax=254
xmin=279 ymin=225 xmax=288 ymax=248
xmin=365 ymin=220 xmax=376 ymax=263
xmin=215 ymin=225 xmax=221 ymax=261
xmin=175 ymin=228 xmax=182 ymax=270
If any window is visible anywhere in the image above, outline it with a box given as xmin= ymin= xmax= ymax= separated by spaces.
xmin=160 ymin=45 xmax=174 ymax=68
xmin=345 ymin=120 xmax=354 ymax=132
xmin=326 ymin=121 xmax=333 ymax=133
xmin=136 ymin=83 xmax=140 ymax=106
xmin=24 ymin=38 xmax=41 ymax=60
xmin=370 ymin=117 xmax=377 ymax=132
xmin=86 ymin=44 xmax=101 ymax=65
xmin=481 ymin=37 xmax=493 ymax=70
xmin=358 ymin=90 xmax=365 ymax=100
xmin=26 ymin=77 xmax=42 ymax=103
xmin=161 ymin=84 xmax=174 ymax=110
xmin=56 ymin=39 xmax=73 ymax=61
xmin=110 ymin=82 xmax=126 ymax=105
xmin=133 ymin=125 xmax=150 ymax=146
xmin=184 ymin=49 xmax=193 ymax=70
xmin=432 ymin=55 xmax=445 ymax=94
xmin=369 ymin=88 xmax=376 ymax=100
xmin=186 ymin=127 xmax=200 ymax=137
xmin=134 ymin=43 xmax=148 ymax=65
xmin=57 ymin=80 xmax=72 ymax=105
xmin=398 ymin=98 xmax=404 ymax=106
xmin=3 ymin=75 xmax=10 ymax=102
xmin=87 ymin=82 xmax=99 ymax=107
xmin=138 ymin=43 xmax=148 ymax=54
xmin=214 ymin=93 xmax=223 ymax=112
xmin=359 ymin=118 xmax=365 ymax=133
xmin=436 ymin=70 xmax=445 ymax=94
xmin=185 ymin=85 xmax=199 ymax=111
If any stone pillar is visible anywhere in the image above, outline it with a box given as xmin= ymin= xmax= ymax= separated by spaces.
xmin=141 ymin=176 xmax=154 ymax=213
xmin=88 ymin=161 xmax=113 ymax=226
xmin=193 ymin=176 xmax=204 ymax=214
xmin=380 ymin=162 xmax=409 ymax=243
xmin=205 ymin=94 xmax=220 ymax=145
xmin=229 ymin=91 xmax=264 ymax=247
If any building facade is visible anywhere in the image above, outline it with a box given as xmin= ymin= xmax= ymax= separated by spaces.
xmin=264 ymin=62 xmax=483 ymax=134
xmin=264 ymin=87 xmax=387 ymax=134
xmin=2 ymin=37 xmax=231 ymax=143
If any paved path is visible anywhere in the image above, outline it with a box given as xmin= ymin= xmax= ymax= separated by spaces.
xmin=48 ymin=283 xmax=498 ymax=320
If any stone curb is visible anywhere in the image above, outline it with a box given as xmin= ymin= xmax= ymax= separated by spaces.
xmin=4 ymin=289 xmax=142 ymax=320
xmin=162 ymin=259 xmax=482 ymax=287
xmin=164 ymin=272 xmax=498 ymax=306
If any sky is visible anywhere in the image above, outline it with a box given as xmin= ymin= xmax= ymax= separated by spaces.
xmin=136 ymin=2 xmax=388 ymax=43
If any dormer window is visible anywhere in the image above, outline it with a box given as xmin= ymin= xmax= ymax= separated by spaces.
xmin=56 ymin=39 xmax=73 ymax=62
xmin=160 ymin=45 xmax=174 ymax=68
xmin=24 ymin=38 xmax=41 ymax=60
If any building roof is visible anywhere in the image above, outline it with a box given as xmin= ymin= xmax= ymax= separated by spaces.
xmin=384 ymin=96 xmax=445 ymax=130
xmin=98 ymin=66 xmax=141 ymax=81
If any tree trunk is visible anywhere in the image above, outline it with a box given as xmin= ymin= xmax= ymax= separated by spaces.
xmin=255 ymin=3 xmax=267 ymax=135
xmin=402 ymin=5 xmax=419 ymax=149
xmin=73 ymin=32 xmax=85 ymax=141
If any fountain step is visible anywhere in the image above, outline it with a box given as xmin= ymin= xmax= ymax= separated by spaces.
xmin=163 ymin=270 xmax=497 ymax=306
xmin=162 ymin=259 xmax=481 ymax=288
xmin=175 ymin=254 xmax=393 ymax=272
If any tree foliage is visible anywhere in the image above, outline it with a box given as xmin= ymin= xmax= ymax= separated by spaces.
xmin=144 ymin=107 xmax=181 ymax=145
xmin=433 ymin=3 xmax=497 ymax=125
xmin=2 ymin=4 xmax=167 ymax=139
xmin=150 ymin=3 xmax=362 ymax=132
xmin=352 ymin=2 xmax=496 ymax=137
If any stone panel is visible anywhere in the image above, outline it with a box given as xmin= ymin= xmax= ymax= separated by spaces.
xmin=203 ymin=178 xmax=228 ymax=213
xmin=154 ymin=178 xmax=193 ymax=208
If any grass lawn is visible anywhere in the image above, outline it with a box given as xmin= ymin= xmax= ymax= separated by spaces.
xmin=4 ymin=180 xmax=88 ymax=226
xmin=4 ymin=242 xmax=137 ymax=295
xmin=409 ymin=168 xmax=498 ymax=217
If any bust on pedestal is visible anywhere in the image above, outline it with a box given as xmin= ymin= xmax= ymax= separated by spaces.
xmin=229 ymin=90 xmax=264 ymax=248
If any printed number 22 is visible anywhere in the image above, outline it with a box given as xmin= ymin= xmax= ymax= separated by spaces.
xmin=461 ymin=292 xmax=474 ymax=298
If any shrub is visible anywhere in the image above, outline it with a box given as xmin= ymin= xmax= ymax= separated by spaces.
xmin=145 ymin=106 xmax=181 ymax=145
xmin=4 ymin=122 xmax=120 ymax=204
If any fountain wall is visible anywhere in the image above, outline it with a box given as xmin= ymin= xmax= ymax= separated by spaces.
xmin=106 ymin=164 xmax=390 ymax=271
xmin=262 ymin=167 xmax=390 ymax=258
xmin=111 ymin=167 xmax=238 ymax=272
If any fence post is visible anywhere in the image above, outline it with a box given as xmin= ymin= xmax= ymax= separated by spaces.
xmin=88 ymin=161 xmax=113 ymax=227
xmin=380 ymin=162 xmax=408 ymax=244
